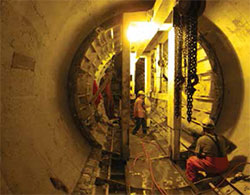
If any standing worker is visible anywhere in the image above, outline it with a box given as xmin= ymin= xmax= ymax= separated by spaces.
xmin=186 ymin=118 xmax=231 ymax=182
xmin=92 ymin=80 xmax=102 ymax=108
xmin=132 ymin=90 xmax=147 ymax=135
xmin=100 ymin=69 xmax=114 ymax=119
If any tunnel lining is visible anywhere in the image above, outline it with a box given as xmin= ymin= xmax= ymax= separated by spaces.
xmin=68 ymin=16 xmax=122 ymax=147
xmin=68 ymin=14 xmax=243 ymax=146
xmin=198 ymin=16 xmax=244 ymax=135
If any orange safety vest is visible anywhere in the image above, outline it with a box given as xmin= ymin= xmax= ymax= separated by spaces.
xmin=134 ymin=97 xmax=145 ymax=118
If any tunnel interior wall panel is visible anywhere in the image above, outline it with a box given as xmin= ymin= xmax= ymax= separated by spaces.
xmin=201 ymin=0 xmax=250 ymax=169
xmin=1 ymin=0 xmax=137 ymax=193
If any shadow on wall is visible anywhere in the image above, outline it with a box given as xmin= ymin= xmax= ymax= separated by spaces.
xmin=198 ymin=16 xmax=244 ymax=136
xmin=229 ymin=155 xmax=248 ymax=176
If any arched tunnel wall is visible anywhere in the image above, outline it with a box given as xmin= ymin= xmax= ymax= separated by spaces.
xmin=1 ymin=0 xmax=249 ymax=194
xmin=201 ymin=0 xmax=250 ymax=165
xmin=0 ymin=0 xmax=154 ymax=194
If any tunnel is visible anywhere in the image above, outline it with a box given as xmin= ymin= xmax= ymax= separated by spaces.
xmin=1 ymin=0 xmax=250 ymax=194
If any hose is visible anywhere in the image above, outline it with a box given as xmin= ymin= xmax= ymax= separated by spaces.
xmin=141 ymin=141 xmax=168 ymax=195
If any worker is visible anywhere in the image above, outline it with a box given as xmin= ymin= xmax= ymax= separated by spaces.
xmin=186 ymin=118 xmax=230 ymax=182
xmin=132 ymin=90 xmax=147 ymax=135
xmin=100 ymin=68 xmax=114 ymax=119
xmin=92 ymin=80 xmax=102 ymax=107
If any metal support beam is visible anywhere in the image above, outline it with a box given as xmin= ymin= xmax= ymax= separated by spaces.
xmin=121 ymin=11 xmax=148 ymax=160
xmin=136 ymin=0 xmax=176 ymax=58
xmin=121 ymin=14 xmax=130 ymax=161
xmin=167 ymin=24 xmax=182 ymax=161
xmin=145 ymin=53 xmax=152 ymax=96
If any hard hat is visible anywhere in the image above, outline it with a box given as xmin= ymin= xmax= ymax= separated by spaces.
xmin=138 ymin=90 xmax=145 ymax=96
xmin=201 ymin=118 xmax=215 ymax=129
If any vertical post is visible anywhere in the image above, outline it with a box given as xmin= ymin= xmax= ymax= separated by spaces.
xmin=145 ymin=53 xmax=152 ymax=127
xmin=145 ymin=53 xmax=152 ymax=96
xmin=121 ymin=13 xmax=130 ymax=160
xmin=155 ymin=46 xmax=160 ymax=93
xmin=167 ymin=25 xmax=181 ymax=161
xmin=159 ymin=43 xmax=163 ymax=92
xmin=130 ymin=52 xmax=136 ymax=95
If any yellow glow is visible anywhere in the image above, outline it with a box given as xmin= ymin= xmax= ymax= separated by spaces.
xmin=110 ymin=28 xmax=114 ymax=39
xmin=127 ymin=22 xmax=158 ymax=42
xmin=144 ymin=56 xmax=148 ymax=93
xmin=159 ymin=23 xmax=172 ymax=31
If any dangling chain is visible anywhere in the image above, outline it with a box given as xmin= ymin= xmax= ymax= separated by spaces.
xmin=185 ymin=15 xmax=199 ymax=122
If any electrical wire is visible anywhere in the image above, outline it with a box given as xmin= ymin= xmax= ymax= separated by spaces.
xmin=151 ymin=181 xmax=155 ymax=195
xmin=133 ymin=153 xmax=144 ymax=169
xmin=141 ymin=141 xmax=164 ymax=195
xmin=141 ymin=141 xmax=168 ymax=195
xmin=142 ymin=139 xmax=163 ymax=153
xmin=129 ymin=150 xmax=156 ymax=172
xmin=130 ymin=147 xmax=163 ymax=171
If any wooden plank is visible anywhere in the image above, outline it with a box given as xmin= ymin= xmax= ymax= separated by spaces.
xmin=145 ymin=53 xmax=152 ymax=95
xmin=193 ymin=97 xmax=214 ymax=102
xmin=92 ymin=41 xmax=105 ymax=60
xmin=144 ymin=31 xmax=168 ymax=52
xmin=167 ymin=26 xmax=181 ymax=161
xmin=85 ymin=47 xmax=97 ymax=62
xmin=197 ymin=56 xmax=208 ymax=63
xmin=136 ymin=0 xmax=176 ymax=58
xmin=121 ymin=13 xmax=131 ymax=161
xmin=92 ymin=57 xmax=101 ymax=68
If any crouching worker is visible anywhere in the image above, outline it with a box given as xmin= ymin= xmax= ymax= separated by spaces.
xmin=186 ymin=118 xmax=230 ymax=182
xmin=132 ymin=90 xmax=147 ymax=135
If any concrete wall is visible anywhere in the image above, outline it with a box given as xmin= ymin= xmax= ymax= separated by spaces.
xmin=201 ymin=0 xmax=250 ymax=166
xmin=0 ymin=0 xmax=119 ymax=194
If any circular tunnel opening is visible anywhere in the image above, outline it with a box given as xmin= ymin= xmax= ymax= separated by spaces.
xmin=68 ymin=14 xmax=243 ymax=147
xmin=68 ymin=17 xmax=123 ymax=147
xmin=198 ymin=16 xmax=244 ymax=136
